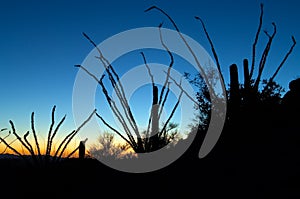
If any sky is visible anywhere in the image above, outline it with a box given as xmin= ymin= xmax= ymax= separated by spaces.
xmin=1 ymin=0 xmax=300 ymax=151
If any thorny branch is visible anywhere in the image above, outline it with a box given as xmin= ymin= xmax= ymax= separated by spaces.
xmin=31 ymin=112 xmax=42 ymax=159
xmin=46 ymin=105 xmax=56 ymax=157
xmin=253 ymin=22 xmax=277 ymax=91
xmin=270 ymin=36 xmax=297 ymax=82
xmin=140 ymin=52 xmax=154 ymax=142
xmin=165 ymin=71 xmax=201 ymax=107
xmin=48 ymin=114 xmax=66 ymax=157
xmin=157 ymin=22 xmax=174 ymax=108
xmin=157 ymin=23 xmax=174 ymax=121
xmin=145 ymin=6 xmax=220 ymax=100
xmin=95 ymin=112 xmax=134 ymax=149
xmin=9 ymin=120 xmax=34 ymax=156
xmin=159 ymin=88 xmax=183 ymax=138
xmin=54 ymin=109 xmax=96 ymax=162
xmin=250 ymin=3 xmax=264 ymax=79
xmin=82 ymin=33 xmax=141 ymax=139
xmin=194 ymin=16 xmax=225 ymax=86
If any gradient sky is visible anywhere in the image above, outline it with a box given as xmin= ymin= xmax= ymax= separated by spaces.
xmin=1 ymin=0 xmax=300 ymax=150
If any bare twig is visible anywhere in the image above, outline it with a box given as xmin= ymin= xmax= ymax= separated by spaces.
xmin=31 ymin=112 xmax=41 ymax=158
xmin=140 ymin=51 xmax=154 ymax=142
xmin=9 ymin=120 xmax=34 ymax=155
xmin=270 ymin=36 xmax=296 ymax=82
xmin=164 ymin=71 xmax=200 ymax=107
xmin=254 ymin=22 xmax=277 ymax=91
xmin=250 ymin=3 xmax=264 ymax=79
xmin=48 ymin=114 xmax=66 ymax=157
xmin=96 ymin=112 xmax=135 ymax=149
xmin=159 ymin=89 xmax=183 ymax=138
xmin=157 ymin=23 xmax=174 ymax=107
xmin=23 ymin=131 xmax=39 ymax=165
xmin=194 ymin=16 xmax=224 ymax=85
xmin=0 ymin=130 xmax=10 ymax=144
xmin=0 ymin=137 xmax=22 ymax=156
xmin=75 ymin=64 xmax=138 ymax=148
xmin=46 ymin=105 xmax=56 ymax=156
xmin=82 ymin=33 xmax=140 ymax=137
xmin=23 ymin=131 xmax=35 ymax=156
xmin=0 ymin=128 xmax=7 ymax=133
xmin=76 ymin=63 xmax=139 ymax=137
xmin=145 ymin=6 xmax=218 ymax=100
xmin=141 ymin=52 xmax=155 ymax=85
xmin=98 ymin=75 xmax=137 ymax=146
xmin=55 ymin=109 xmax=96 ymax=161
xmin=66 ymin=145 xmax=80 ymax=159
xmin=52 ymin=130 xmax=75 ymax=161
xmin=75 ymin=64 xmax=101 ymax=84
xmin=158 ymin=82 xmax=171 ymax=119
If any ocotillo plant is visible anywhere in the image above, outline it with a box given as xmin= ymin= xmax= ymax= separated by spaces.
xmin=76 ymin=26 xmax=184 ymax=153
xmin=175 ymin=2 xmax=296 ymax=137
xmin=233 ymin=4 xmax=296 ymax=106
xmin=193 ymin=3 xmax=296 ymax=111
xmin=0 ymin=105 xmax=96 ymax=167
xmin=75 ymin=5 xmax=231 ymax=154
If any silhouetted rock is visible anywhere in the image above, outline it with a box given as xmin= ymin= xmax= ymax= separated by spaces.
xmin=281 ymin=78 xmax=300 ymax=125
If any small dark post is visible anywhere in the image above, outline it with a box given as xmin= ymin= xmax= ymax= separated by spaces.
xmin=79 ymin=141 xmax=85 ymax=159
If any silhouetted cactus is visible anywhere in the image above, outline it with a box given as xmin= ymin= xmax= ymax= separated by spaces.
xmin=227 ymin=3 xmax=296 ymax=114
xmin=229 ymin=64 xmax=240 ymax=110
xmin=149 ymin=85 xmax=159 ymax=151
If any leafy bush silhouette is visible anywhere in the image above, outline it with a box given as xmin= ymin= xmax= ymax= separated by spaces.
xmin=88 ymin=132 xmax=136 ymax=161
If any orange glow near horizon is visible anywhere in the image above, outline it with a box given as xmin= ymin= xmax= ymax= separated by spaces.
xmin=0 ymin=137 xmax=82 ymax=158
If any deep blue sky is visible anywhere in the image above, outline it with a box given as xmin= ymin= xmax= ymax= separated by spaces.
xmin=1 ymin=0 xmax=300 ymax=146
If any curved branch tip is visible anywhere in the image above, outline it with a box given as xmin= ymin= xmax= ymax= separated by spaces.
xmin=144 ymin=6 xmax=157 ymax=12
xmin=292 ymin=36 xmax=296 ymax=44
xmin=158 ymin=22 xmax=163 ymax=28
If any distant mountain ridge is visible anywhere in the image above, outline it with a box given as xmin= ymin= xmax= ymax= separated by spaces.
xmin=0 ymin=153 xmax=71 ymax=161
xmin=0 ymin=153 xmax=21 ymax=160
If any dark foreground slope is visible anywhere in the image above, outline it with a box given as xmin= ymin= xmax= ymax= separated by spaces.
xmin=1 ymin=89 xmax=300 ymax=198
xmin=0 ymin=125 xmax=299 ymax=199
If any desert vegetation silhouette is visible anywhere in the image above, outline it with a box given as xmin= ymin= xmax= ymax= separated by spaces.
xmin=1 ymin=2 xmax=297 ymax=164
xmin=75 ymin=28 xmax=194 ymax=154
xmin=0 ymin=106 xmax=96 ymax=167
xmin=0 ymin=3 xmax=299 ymax=197
xmin=77 ymin=3 xmax=298 ymax=161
